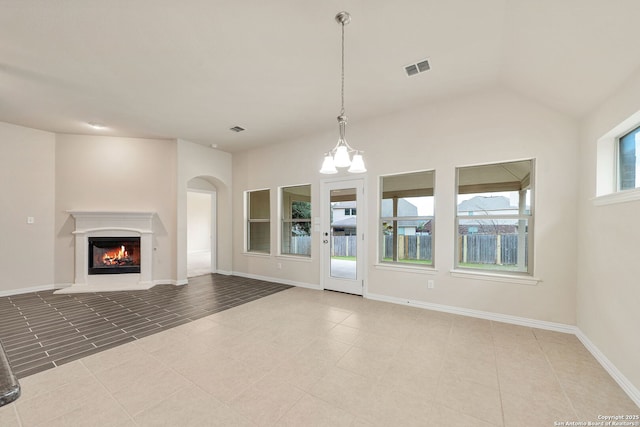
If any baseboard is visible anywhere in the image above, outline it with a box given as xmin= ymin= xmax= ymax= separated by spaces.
xmin=153 ymin=279 xmax=188 ymax=286
xmin=0 ymin=283 xmax=59 ymax=297
xmin=215 ymin=270 xmax=233 ymax=276
xmin=3 ymin=275 xmax=637 ymax=407
xmin=366 ymin=292 xmax=576 ymax=333
xmin=55 ymin=282 xmax=155 ymax=294
xmin=365 ymin=291 xmax=639 ymax=406
xmin=575 ymin=329 xmax=640 ymax=407
xmin=231 ymin=271 xmax=321 ymax=290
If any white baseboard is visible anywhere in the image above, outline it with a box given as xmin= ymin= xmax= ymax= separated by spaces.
xmin=54 ymin=282 xmax=155 ymax=294
xmin=366 ymin=291 xmax=639 ymax=407
xmin=152 ymin=279 xmax=188 ymax=286
xmin=231 ymin=271 xmax=321 ymax=290
xmin=575 ymin=329 xmax=640 ymax=407
xmin=2 ymin=275 xmax=637 ymax=407
xmin=366 ymin=292 xmax=577 ymax=333
xmin=215 ymin=270 xmax=233 ymax=276
xmin=0 ymin=283 xmax=59 ymax=297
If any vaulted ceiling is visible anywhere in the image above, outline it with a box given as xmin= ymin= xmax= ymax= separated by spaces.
xmin=1 ymin=0 xmax=639 ymax=152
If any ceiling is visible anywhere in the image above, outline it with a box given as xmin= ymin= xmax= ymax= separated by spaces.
xmin=1 ymin=0 xmax=639 ymax=153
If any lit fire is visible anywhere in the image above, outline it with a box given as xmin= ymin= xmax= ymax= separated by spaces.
xmin=102 ymin=245 xmax=132 ymax=266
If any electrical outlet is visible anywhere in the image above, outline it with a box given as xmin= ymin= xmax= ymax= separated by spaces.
xmin=427 ymin=279 xmax=434 ymax=289
xmin=26 ymin=216 xmax=35 ymax=224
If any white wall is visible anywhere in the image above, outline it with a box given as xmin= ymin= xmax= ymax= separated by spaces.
xmin=54 ymin=134 xmax=177 ymax=284
xmin=187 ymin=191 xmax=212 ymax=253
xmin=233 ymin=87 xmax=580 ymax=324
xmin=177 ymin=140 xmax=232 ymax=280
xmin=578 ymin=71 xmax=640 ymax=393
xmin=0 ymin=122 xmax=56 ymax=294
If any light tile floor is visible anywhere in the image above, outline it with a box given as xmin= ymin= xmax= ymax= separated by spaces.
xmin=1 ymin=287 xmax=637 ymax=426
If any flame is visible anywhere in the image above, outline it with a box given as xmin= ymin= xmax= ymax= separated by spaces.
xmin=102 ymin=245 xmax=130 ymax=266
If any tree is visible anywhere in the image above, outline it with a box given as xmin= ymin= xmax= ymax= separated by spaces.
xmin=292 ymin=201 xmax=311 ymax=234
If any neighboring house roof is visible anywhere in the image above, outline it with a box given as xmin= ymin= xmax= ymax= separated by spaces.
xmin=334 ymin=218 xmax=425 ymax=230
xmin=381 ymin=198 xmax=419 ymax=217
xmin=457 ymin=196 xmax=526 ymax=231
xmin=457 ymin=196 xmax=514 ymax=213
xmin=380 ymin=198 xmax=421 ymax=229
xmin=331 ymin=217 xmax=356 ymax=228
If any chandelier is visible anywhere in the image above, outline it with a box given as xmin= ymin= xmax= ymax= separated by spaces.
xmin=320 ymin=11 xmax=366 ymax=174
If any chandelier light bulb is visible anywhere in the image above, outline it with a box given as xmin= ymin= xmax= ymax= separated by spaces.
xmin=348 ymin=152 xmax=366 ymax=173
xmin=320 ymin=154 xmax=338 ymax=174
xmin=333 ymin=143 xmax=351 ymax=167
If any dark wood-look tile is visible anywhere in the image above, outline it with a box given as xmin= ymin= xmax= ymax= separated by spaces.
xmin=14 ymin=361 xmax=56 ymax=378
xmin=0 ymin=274 xmax=291 ymax=378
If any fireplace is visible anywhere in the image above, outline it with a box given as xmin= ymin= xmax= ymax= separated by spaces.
xmin=88 ymin=237 xmax=141 ymax=275
xmin=56 ymin=211 xmax=155 ymax=294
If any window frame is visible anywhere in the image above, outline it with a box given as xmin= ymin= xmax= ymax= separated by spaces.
xmin=278 ymin=184 xmax=312 ymax=258
xmin=245 ymin=188 xmax=271 ymax=254
xmin=594 ymin=110 xmax=640 ymax=205
xmin=617 ymin=125 xmax=640 ymax=192
xmin=454 ymin=159 xmax=535 ymax=276
xmin=378 ymin=169 xmax=435 ymax=269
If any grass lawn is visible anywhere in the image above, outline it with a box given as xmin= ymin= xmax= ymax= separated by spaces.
xmin=458 ymin=262 xmax=522 ymax=271
xmin=381 ymin=258 xmax=432 ymax=265
xmin=331 ymin=256 xmax=433 ymax=265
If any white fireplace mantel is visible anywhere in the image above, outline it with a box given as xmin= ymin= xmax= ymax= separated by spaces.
xmin=56 ymin=211 xmax=156 ymax=294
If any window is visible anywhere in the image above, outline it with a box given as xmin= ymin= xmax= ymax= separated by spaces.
xmin=595 ymin=110 xmax=640 ymax=204
xmin=456 ymin=160 xmax=534 ymax=274
xmin=246 ymin=189 xmax=270 ymax=253
xmin=380 ymin=170 xmax=434 ymax=266
xmin=344 ymin=208 xmax=357 ymax=215
xmin=619 ymin=125 xmax=640 ymax=191
xmin=280 ymin=185 xmax=311 ymax=256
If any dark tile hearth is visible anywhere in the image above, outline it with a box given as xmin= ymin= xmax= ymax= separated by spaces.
xmin=0 ymin=274 xmax=291 ymax=379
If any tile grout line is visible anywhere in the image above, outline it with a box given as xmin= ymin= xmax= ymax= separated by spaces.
xmin=536 ymin=332 xmax=580 ymax=420
xmin=0 ymin=275 xmax=292 ymax=379
xmin=489 ymin=320 xmax=507 ymax=427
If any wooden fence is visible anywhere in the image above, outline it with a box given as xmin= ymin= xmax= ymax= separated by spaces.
xmin=286 ymin=236 xmax=312 ymax=256
xmin=289 ymin=234 xmax=527 ymax=266
xmin=285 ymin=236 xmax=357 ymax=257
xmin=458 ymin=234 xmax=528 ymax=266
xmin=331 ymin=236 xmax=358 ymax=257
xmin=382 ymin=235 xmax=432 ymax=261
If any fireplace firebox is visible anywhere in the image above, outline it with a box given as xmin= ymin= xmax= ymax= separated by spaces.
xmin=88 ymin=237 xmax=141 ymax=275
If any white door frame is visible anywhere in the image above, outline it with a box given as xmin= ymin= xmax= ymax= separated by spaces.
xmin=320 ymin=177 xmax=366 ymax=295
xmin=209 ymin=190 xmax=217 ymax=273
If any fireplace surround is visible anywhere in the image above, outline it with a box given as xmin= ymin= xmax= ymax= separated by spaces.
xmin=56 ymin=211 xmax=155 ymax=294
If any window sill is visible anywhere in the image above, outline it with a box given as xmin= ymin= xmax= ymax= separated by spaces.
xmin=242 ymin=251 xmax=271 ymax=258
xmin=592 ymin=188 xmax=640 ymax=206
xmin=450 ymin=269 xmax=540 ymax=286
xmin=276 ymin=254 xmax=312 ymax=263
xmin=374 ymin=263 xmax=437 ymax=275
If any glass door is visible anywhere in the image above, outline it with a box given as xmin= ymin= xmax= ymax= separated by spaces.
xmin=321 ymin=179 xmax=364 ymax=295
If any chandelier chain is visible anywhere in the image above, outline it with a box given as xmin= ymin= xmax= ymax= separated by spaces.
xmin=340 ymin=20 xmax=345 ymax=116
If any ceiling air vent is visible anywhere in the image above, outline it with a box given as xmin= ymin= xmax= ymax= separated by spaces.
xmin=230 ymin=126 xmax=245 ymax=132
xmin=404 ymin=58 xmax=430 ymax=77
